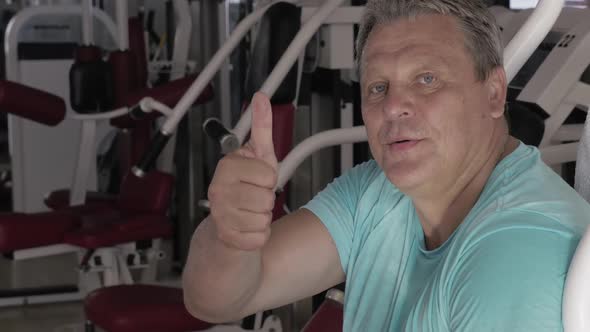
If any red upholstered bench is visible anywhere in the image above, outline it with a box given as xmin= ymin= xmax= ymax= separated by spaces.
xmin=0 ymin=171 xmax=173 ymax=271
xmin=84 ymin=285 xmax=213 ymax=332
xmin=62 ymin=171 xmax=175 ymax=249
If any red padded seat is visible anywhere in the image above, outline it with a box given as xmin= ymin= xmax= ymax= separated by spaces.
xmin=85 ymin=285 xmax=213 ymax=332
xmin=63 ymin=215 xmax=171 ymax=248
xmin=62 ymin=171 xmax=174 ymax=248
xmin=45 ymin=189 xmax=117 ymax=212
xmin=0 ymin=211 xmax=79 ymax=252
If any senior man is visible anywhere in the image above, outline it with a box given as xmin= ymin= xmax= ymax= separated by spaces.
xmin=183 ymin=0 xmax=590 ymax=330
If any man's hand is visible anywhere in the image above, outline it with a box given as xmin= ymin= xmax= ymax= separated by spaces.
xmin=207 ymin=92 xmax=278 ymax=251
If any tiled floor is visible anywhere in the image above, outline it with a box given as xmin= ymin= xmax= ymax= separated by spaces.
xmin=0 ymin=301 xmax=87 ymax=332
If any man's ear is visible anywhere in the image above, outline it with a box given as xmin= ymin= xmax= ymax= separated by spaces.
xmin=486 ymin=66 xmax=507 ymax=119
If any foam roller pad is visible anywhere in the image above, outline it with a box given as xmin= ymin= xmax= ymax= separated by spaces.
xmin=0 ymin=80 xmax=66 ymax=126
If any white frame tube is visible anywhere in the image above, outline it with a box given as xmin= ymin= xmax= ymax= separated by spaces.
xmin=232 ymin=0 xmax=347 ymax=143
xmin=81 ymin=0 xmax=93 ymax=45
xmin=171 ymin=0 xmax=192 ymax=80
xmin=158 ymin=0 xmax=193 ymax=174
xmin=503 ymin=0 xmax=565 ymax=82
xmin=160 ymin=1 xmax=284 ymax=135
xmin=70 ymin=120 xmax=97 ymax=205
xmin=140 ymin=97 xmax=174 ymax=117
xmin=217 ymin=0 xmax=232 ymax=127
xmin=69 ymin=107 xmax=130 ymax=121
xmin=540 ymin=142 xmax=578 ymax=166
xmin=277 ymin=126 xmax=367 ymax=189
xmin=116 ymin=0 xmax=129 ymax=50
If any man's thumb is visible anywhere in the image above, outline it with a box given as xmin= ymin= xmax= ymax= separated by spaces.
xmin=250 ymin=92 xmax=278 ymax=169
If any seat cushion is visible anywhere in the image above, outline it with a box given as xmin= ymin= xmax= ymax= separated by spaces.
xmin=85 ymin=285 xmax=213 ymax=332
xmin=44 ymin=189 xmax=117 ymax=213
xmin=0 ymin=211 xmax=80 ymax=252
xmin=63 ymin=215 xmax=172 ymax=248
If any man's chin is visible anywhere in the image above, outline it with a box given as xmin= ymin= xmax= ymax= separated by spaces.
xmin=384 ymin=164 xmax=429 ymax=193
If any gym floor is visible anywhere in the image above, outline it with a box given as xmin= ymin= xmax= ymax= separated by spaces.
xmin=0 ymin=301 xmax=87 ymax=332
xmin=0 ymin=241 xmax=179 ymax=332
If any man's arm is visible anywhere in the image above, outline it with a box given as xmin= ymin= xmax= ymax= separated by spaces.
xmin=182 ymin=92 xmax=345 ymax=323
xmin=182 ymin=208 xmax=344 ymax=323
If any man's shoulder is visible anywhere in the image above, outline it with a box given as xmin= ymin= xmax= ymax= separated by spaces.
xmin=446 ymin=214 xmax=571 ymax=332
xmin=471 ymin=143 xmax=590 ymax=240
xmin=459 ymin=208 xmax=584 ymax=253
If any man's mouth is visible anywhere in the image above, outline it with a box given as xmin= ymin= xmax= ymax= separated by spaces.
xmin=388 ymin=139 xmax=422 ymax=152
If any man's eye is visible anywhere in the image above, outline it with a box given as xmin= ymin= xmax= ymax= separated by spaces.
xmin=418 ymin=73 xmax=436 ymax=85
xmin=369 ymin=83 xmax=387 ymax=95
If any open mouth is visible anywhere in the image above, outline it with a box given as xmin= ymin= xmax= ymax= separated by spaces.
xmin=388 ymin=139 xmax=422 ymax=152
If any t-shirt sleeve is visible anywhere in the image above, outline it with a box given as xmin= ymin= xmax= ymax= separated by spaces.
xmin=302 ymin=160 xmax=379 ymax=273
xmin=448 ymin=226 xmax=579 ymax=332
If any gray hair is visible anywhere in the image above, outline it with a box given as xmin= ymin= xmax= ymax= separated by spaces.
xmin=355 ymin=0 xmax=503 ymax=81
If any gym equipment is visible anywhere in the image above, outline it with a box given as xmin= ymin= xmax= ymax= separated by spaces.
xmin=493 ymin=6 xmax=590 ymax=165
xmin=5 ymin=3 xmax=119 ymax=213
xmin=132 ymin=0 xmax=348 ymax=176
xmin=0 ymin=80 xmax=173 ymax=305
xmin=0 ymin=0 xmax=213 ymax=307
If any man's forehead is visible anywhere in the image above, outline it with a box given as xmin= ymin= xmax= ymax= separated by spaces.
xmin=361 ymin=15 xmax=469 ymax=75
xmin=361 ymin=41 xmax=463 ymax=77
xmin=364 ymin=15 xmax=464 ymax=55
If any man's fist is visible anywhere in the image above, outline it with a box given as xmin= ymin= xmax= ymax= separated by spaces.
xmin=207 ymin=92 xmax=278 ymax=251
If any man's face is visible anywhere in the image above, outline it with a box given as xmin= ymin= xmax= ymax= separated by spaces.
xmin=360 ymin=14 xmax=505 ymax=198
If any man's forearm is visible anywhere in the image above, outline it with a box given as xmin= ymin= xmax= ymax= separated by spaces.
xmin=182 ymin=217 xmax=263 ymax=322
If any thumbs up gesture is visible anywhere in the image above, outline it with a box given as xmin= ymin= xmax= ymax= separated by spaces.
xmin=207 ymin=92 xmax=278 ymax=251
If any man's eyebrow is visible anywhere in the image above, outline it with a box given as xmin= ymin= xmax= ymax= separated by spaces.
xmin=363 ymin=53 xmax=451 ymax=77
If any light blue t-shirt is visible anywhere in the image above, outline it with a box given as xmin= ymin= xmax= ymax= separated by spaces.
xmin=303 ymin=143 xmax=590 ymax=331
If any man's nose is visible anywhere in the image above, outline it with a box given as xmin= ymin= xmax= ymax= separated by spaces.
xmin=382 ymin=88 xmax=414 ymax=120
